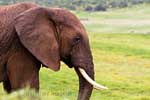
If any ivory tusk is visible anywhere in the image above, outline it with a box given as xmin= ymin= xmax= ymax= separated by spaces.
xmin=78 ymin=68 xmax=108 ymax=90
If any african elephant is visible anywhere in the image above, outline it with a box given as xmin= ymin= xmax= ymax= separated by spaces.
xmin=0 ymin=3 xmax=107 ymax=100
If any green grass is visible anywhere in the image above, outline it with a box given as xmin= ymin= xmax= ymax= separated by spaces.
xmin=0 ymin=4 xmax=150 ymax=100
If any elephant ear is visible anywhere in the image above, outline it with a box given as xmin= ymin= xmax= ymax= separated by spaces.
xmin=14 ymin=7 xmax=60 ymax=71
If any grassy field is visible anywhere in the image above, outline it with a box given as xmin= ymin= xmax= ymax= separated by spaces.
xmin=0 ymin=4 xmax=150 ymax=100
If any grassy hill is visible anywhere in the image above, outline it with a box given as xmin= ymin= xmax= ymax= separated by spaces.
xmin=76 ymin=4 xmax=150 ymax=34
xmin=0 ymin=4 xmax=150 ymax=100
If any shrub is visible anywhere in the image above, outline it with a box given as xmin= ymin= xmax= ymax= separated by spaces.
xmin=85 ymin=6 xmax=93 ymax=12
xmin=94 ymin=4 xmax=107 ymax=11
xmin=118 ymin=0 xmax=128 ymax=8
xmin=68 ymin=5 xmax=76 ymax=10
xmin=109 ymin=1 xmax=120 ymax=8
xmin=131 ymin=0 xmax=144 ymax=5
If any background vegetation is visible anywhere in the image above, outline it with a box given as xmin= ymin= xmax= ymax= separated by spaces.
xmin=0 ymin=0 xmax=150 ymax=11
xmin=0 ymin=1 xmax=150 ymax=100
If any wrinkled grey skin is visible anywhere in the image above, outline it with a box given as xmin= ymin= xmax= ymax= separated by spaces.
xmin=0 ymin=3 xmax=95 ymax=100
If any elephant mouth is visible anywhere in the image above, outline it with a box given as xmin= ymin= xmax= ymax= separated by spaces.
xmin=78 ymin=68 xmax=108 ymax=90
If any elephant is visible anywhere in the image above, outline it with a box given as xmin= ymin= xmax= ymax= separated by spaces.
xmin=0 ymin=3 xmax=107 ymax=100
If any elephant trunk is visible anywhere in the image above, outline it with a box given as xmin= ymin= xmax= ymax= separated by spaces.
xmin=74 ymin=62 xmax=94 ymax=100
xmin=74 ymin=61 xmax=108 ymax=100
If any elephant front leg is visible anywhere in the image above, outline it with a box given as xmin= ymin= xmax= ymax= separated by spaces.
xmin=6 ymin=51 xmax=41 ymax=91
xmin=3 ymin=76 xmax=12 ymax=93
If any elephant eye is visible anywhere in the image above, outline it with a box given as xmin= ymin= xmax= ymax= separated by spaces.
xmin=73 ymin=36 xmax=81 ymax=45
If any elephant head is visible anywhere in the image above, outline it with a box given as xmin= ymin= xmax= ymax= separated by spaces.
xmin=14 ymin=7 xmax=107 ymax=100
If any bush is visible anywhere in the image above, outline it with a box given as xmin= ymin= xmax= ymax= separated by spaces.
xmin=68 ymin=5 xmax=76 ymax=10
xmin=85 ymin=6 xmax=93 ymax=12
xmin=131 ymin=0 xmax=144 ymax=5
xmin=94 ymin=4 xmax=107 ymax=11
xmin=109 ymin=0 xmax=128 ymax=8
xmin=145 ymin=0 xmax=150 ymax=3
xmin=109 ymin=1 xmax=120 ymax=8
xmin=118 ymin=0 xmax=128 ymax=8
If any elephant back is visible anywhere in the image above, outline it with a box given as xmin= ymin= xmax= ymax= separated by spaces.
xmin=0 ymin=3 xmax=37 ymax=54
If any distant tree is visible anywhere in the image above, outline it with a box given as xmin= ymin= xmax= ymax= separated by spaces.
xmin=94 ymin=4 xmax=107 ymax=11
xmin=131 ymin=0 xmax=144 ymax=5
xmin=0 ymin=0 xmax=10 ymax=5
xmin=85 ymin=5 xmax=93 ymax=12
xmin=118 ymin=0 xmax=128 ymax=8
xmin=145 ymin=0 xmax=150 ymax=3
xmin=68 ymin=5 xmax=76 ymax=10
xmin=109 ymin=1 xmax=120 ymax=8
xmin=11 ymin=0 xmax=16 ymax=4
xmin=0 ymin=0 xmax=150 ymax=11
